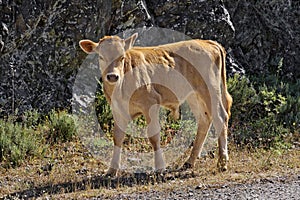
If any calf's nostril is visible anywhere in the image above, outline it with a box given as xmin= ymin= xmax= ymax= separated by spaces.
xmin=106 ymin=74 xmax=119 ymax=82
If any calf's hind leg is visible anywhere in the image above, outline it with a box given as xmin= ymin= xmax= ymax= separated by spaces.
xmin=217 ymin=117 xmax=229 ymax=171
xmin=183 ymin=95 xmax=212 ymax=169
xmin=183 ymin=115 xmax=211 ymax=169
xmin=218 ymin=92 xmax=232 ymax=171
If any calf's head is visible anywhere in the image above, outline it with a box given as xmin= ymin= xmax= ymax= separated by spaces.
xmin=79 ymin=33 xmax=138 ymax=84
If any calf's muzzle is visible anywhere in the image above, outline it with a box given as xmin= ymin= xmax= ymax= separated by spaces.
xmin=106 ymin=73 xmax=119 ymax=83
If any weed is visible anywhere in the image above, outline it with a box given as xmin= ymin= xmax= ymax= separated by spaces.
xmin=45 ymin=110 xmax=78 ymax=144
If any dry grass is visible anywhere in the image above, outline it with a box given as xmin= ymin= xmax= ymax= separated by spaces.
xmin=0 ymin=140 xmax=299 ymax=199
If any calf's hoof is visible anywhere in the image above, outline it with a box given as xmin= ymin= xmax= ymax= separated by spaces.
xmin=217 ymin=158 xmax=228 ymax=172
xmin=155 ymin=167 xmax=166 ymax=175
xmin=105 ymin=167 xmax=118 ymax=177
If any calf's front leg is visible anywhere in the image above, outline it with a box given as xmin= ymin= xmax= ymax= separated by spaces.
xmin=149 ymin=133 xmax=165 ymax=171
xmin=106 ymin=124 xmax=126 ymax=177
xmin=146 ymin=105 xmax=166 ymax=172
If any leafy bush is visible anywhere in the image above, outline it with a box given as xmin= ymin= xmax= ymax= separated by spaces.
xmin=22 ymin=109 xmax=42 ymax=129
xmin=227 ymin=74 xmax=257 ymax=123
xmin=228 ymin=74 xmax=298 ymax=149
xmin=0 ymin=117 xmax=43 ymax=167
xmin=45 ymin=110 xmax=78 ymax=144
xmin=250 ymin=74 xmax=300 ymax=132
xmin=0 ymin=109 xmax=78 ymax=168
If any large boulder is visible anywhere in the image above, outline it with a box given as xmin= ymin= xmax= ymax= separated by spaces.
xmin=224 ymin=0 xmax=300 ymax=80
xmin=147 ymin=0 xmax=235 ymax=47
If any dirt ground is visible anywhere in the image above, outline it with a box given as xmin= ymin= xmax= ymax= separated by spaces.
xmin=1 ymin=141 xmax=299 ymax=199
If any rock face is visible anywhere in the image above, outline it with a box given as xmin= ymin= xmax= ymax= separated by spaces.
xmin=0 ymin=0 xmax=112 ymax=115
xmin=0 ymin=0 xmax=299 ymax=115
xmin=224 ymin=0 xmax=300 ymax=79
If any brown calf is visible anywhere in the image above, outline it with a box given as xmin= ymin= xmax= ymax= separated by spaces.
xmin=79 ymin=33 xmax=232 ymax=176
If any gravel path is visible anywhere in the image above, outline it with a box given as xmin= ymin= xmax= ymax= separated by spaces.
xmin=95 ymin=175 xmax=300 ymax=200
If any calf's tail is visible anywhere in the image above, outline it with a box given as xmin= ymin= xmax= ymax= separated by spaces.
xmin=218 ymin=44 xmax=233 ymax=118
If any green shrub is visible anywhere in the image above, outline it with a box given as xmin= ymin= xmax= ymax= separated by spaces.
xmin=250 ymin=72 xmax=300 ymax=132
xmin=274 ymin=80 xmax=300 ymax=132
xmin=45 ymin=110 xmax=78 ymax=143
xmin=227 ymin=74 xmax=257 ymax=123
xmin=23 ymin=109 xmax=42 ymax=129
xmin=0 ymin=109 xmax=79 ymax=168
xmin=232 ymin=115 xmax=289 ymax=149
xmin=0 ymin=118 xmax=43 ymax=167
xmin=228 ymin=74 xmax=297 ymax=149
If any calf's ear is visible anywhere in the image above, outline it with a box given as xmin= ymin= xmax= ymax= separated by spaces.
xmin=124 ymin=33 xmax=138 ymax=51
xmin=79 ymin=40 xmax=98 ymax=54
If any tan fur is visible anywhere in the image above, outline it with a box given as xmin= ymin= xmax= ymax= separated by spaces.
xmin=79 ymin=34 xmax=232 ymax=175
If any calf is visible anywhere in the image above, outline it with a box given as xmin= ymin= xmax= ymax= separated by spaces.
xmin=79 ymin=33 xmax=232 ymax=176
